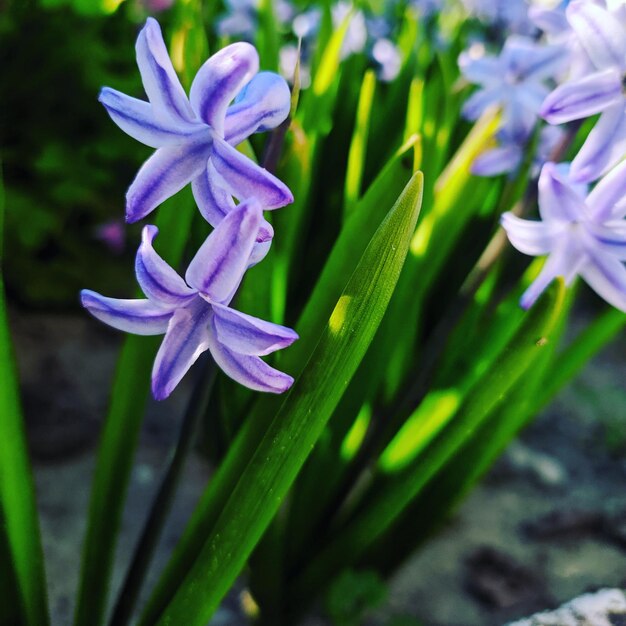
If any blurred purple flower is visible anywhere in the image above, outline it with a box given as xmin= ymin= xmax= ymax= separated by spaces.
xmin=540 ymin=1 xmax=626 ymax=183
xmin=82 ymin=201 xmax=298 ymax=400
xmin=461 ymin=0 xmax=536 ymax=35
xmin=372 ymin=39 xmax=401 ymax=82
xmin=459 ymin=36 xmax=567 ymax=142
xmin=501 ymin=160 xmax=626 ymax=311
xmin=99 ymin=18 xmax=293 ymax=225
xmin=215 ymin=0 xmax=294 ymax=39
xmin=95 ymin=219 xmax=126 ymax=254
xmin=140 ymin=0 xmax=174 ymax=12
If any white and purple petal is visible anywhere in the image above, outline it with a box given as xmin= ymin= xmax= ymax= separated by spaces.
xmin=207 ymin=318 xmax=294 ymax=393
xmin=520 ymin=238 xmax=585 ymax=309
xmin=458 ymin=51 xmax=503 ymax=87
xmin=81 ymin=290 xmax=172 ymax=335
xmin=540 ymin=69 xmax=623 ymax=124
xmin=579 ymin=248 xmax=626 ymax=312
xmin=502 ymin=36 xmax=568 ymax=81
xmin=471 ymin=145 xmax=522 ymax=177
xmin=191 ymin=162 xmax=236 ymax=227
xmin=136 ymin=18 xmax=196 ymax=124
xmin=585 ymin=222 xmax=626 ymax=261
xmin=135 ymin=225 xmax=196 ymax=306
xmin=501 ymin=213 xmax=562 ymax=256
xmin=212 ymin=301 xmax=298 ymax=356
xmin=99 ymin=87 xmax=202 ymax=148
xmin=461 ymin=87 xmax=504 ymax=121
xmin=586 ymin=159 xmax=626 ymax=221
xmin=570 ymin=101 xmax=626 ymax=184
xmin=538 ymin=162 xmax=587 ymax=222
xmin=567 ymin=0 xmax=626 ymax=72
xmin=189 ymin=42 xmax=259 ymax=134
xmin=224 ymin=72 xmax=292 ymax=146
xmin=185 ymin=199 xmax=261 ymax=303
xmin=126 ymin=141 xmax=212 ymax=223
xmin=151 ymin=301 xmax=212 ymax=400
xmin=210 ymin=136 xmax=294 ymax=209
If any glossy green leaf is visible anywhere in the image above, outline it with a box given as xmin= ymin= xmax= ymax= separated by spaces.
xmin=290 ymin=280 xmax=566 ymax=601
xmin=0 ymin=168 xmax=49 ymax=626
xmin=142 ymin=172 xmax=423 ymax=626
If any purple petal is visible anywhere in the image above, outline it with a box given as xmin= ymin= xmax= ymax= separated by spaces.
xmin=212 ymin=301 xmax=298 ymax=356
xmin=461 ymin=87 xmax=503 ymax=121
xmin=538 ymin=162 xmax=586 ymax=222
xmin=502 ymin=36 xmax=568 ymax=81
xmin=520 ymin=238 xmax=585 ymax=309
xmin=570 ymin=101 xmax=626 ymax=183
xmin=191 ymin=162 xmax=235 ymax=227
xmin=135 ymin=225 xmax=197 ymax=306
xmin=501 ymin=213 xmax=561 ymax=255
xmin=185 ymin=199 xmax=262 ymax=303
xmin=529 ymin=6 xmax=569 ymax=36
xmin=136 ymin=18 xmax=196 ymax=124
xmin=126 ymin=141 xmax=211 ymax=223
xmin=189 ymin=42 xmax=259 ymax=134
xmin=207 ymin=318 xmax=294 ymax=393
xmin=151 ymin=301 xmax=212 ymax=400
xmin=248 ymin=240 xmax=272 ymax=267
xmin=540 ymin=69 xmax=623 ymax=124
xmin=458 ymin=51 xmax=503 ymax=87
xmin=586 ymin=159 xmax=626 ymax=221
xmin=99 ymin=87 xmax=202 ymax=148
xmin=579 ymin=247 xmax=626 ymax=312
xmin=567 ymin=1 xmax=626 ymax=72
xmin=224 ymin=72 xmax=292 ymax=146
xmin=81 ymin=289 xmax=172 ymax=335
xmin=586 ymin=222 xmax=626 ymax=260
xmin=210 ymin=136 xmax=293 ymax=208
xmin=471 ymin=145 xmax=522 ymax=177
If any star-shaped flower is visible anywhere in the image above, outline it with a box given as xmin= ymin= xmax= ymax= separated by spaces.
xmin=459 ymin=36 xmax=568 ymax=142
xmin=501 ymin=161 xmax=626 ymax=311
xmin=540 ymin=1 xmax=626 ymax=182
xmin=81 ymin=200 xmax=298 ymax=400
xmin=99 ymin=18 xmax=293 ymax=225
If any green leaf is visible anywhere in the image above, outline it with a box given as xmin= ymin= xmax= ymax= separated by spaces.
xmin=74 ymin=190 xmax=196 ymax=626
xmin=142 ymin=172 xmax=424 ymax=626
xmin=289 ymin=280 xmax=566 ymax=601
xmin=0 ymin=168 xmax=49 ymax=626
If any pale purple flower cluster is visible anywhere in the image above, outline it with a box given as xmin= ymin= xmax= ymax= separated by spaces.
xmin=82 ymin=19 xmax=298 ymax=400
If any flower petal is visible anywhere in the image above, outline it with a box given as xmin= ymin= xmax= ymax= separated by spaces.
xmin=567 ymin=0 xmax=626 ymax=72
xmin=248 ymin=239 xmax=272 ymax=267
xmin=538 ymin=162 xmax=586 ymax=222
xmin=458 ymin=51 xmax=503 ymax=86
xmin=540 ymin=69 xmax=623 ymax=124
xmin=126 ymin=141 xmax=211 ymax=223
xmin=207 ymin=319 xmax=294 ymax=393
xmin=191 ymin=162 xmax=235 ymax=227
xmin=502 ymin=36 xmax=568 ymax=81
xmin=81 ymin=289 xmax=172 ymax=335
xmin=586 ymin=222 xmax=626 ymax=261
xmin=210 ymin=136 xmax=294 ymax=208
xmin=99 ymin=87 xmax=202 ymax=148
xmin=520 ymin=238 xmax=585 ymax=309
xmin=151 ymin=301 xmax=212 ymax=400
xmin=570 ymin=102 xmax=626 ymax=183
xmin=586 ymin=159 xmax=626 ymax=221
xmin=189 ymin=42 xmax=259 ymax=134
xmin=185 ymin=199 xmax=261 ymax=303
xmin=135 ymin=225 xmax=197 ymax=306
xmin=224 ymin=72 xmax=292 ymax=146
xmin=579 ymin=247 xmax=626 ymax=311
xmin=212 ymin=301 xmax=298 ymax=356
xmin=461 ymin=87 xmax=503 ymax=121
xmin=472 ymin=145 xmax=522 ymax=176
xmin=136 ymin=18 xmax=196 ymax=124
xmin=501 ymin=213 xmax=561 ymax=255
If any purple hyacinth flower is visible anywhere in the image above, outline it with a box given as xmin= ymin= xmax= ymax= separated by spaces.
xmin=501 ymin=161 xmax=626 ymax=312
xmin=459 ymin=36 xmax=568 ymax=142
xmin=81 ymin=200 xmax=298 ymax=400
xmin=99 ymin=18 xmax=293 ymax=225
xmin=540 ymin=1 xmax=626 ymax=182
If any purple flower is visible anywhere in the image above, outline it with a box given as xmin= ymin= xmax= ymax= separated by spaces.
xmin=459 ymin=36 xmax=568 ymax=142
xmin=501 ymin=161 xmax=626 ymax=312
xmin=461 ymin=0 xmax=537 ymax=35
xmin=540 ymin=1 xmax=626 ymax=182
xmin=99 ymin=18 xmax=293 ymax=225
xmin=81 ymin=201 xmax=298 ymax=400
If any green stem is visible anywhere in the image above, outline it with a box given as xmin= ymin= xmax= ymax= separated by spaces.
xmin=109 ymin=359 xmax=217 ymax=626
